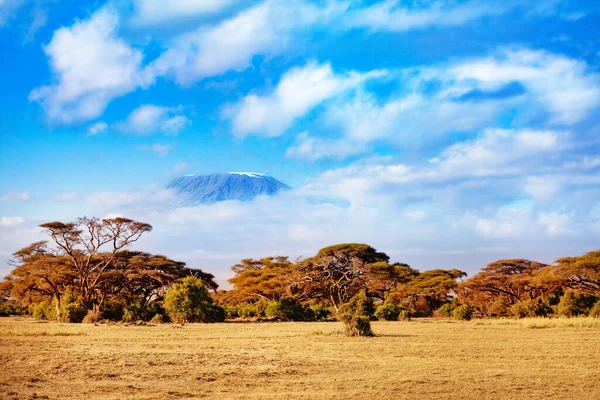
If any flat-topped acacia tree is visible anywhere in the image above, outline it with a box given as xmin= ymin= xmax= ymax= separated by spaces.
xmin=39 ymin=217 xmax=152 ymax=309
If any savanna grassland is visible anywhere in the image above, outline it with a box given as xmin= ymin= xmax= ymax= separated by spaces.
xmin=1 ymin=317 xmax=600 ymax=400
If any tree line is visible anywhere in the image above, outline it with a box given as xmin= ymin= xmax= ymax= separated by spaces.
xmin=1 ymin=216 xmax=599 ymax=329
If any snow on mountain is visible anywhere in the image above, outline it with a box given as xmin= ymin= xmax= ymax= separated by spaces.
xmin=167 ymin=172 xmax=290 ymax=205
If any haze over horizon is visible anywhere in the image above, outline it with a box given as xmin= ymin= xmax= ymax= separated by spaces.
xmin=1 ymin=0 xmax=599 ymax=286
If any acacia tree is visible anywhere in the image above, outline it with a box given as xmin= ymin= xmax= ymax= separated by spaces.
xmin=7 ymin=242 xmax=76 ymax=320
xmin=227 ymin=257 xmax=296 ymax=303
xmin=39 ymin=217 xmax=152 ymax=309
xmin=294 ymin=244 xmax=389 ymax=311
xmin=555 ymin=250 xmax=600 ymax=293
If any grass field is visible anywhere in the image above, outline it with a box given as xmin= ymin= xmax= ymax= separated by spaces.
xmin=1 ymin=317 xmax=599 ymax=400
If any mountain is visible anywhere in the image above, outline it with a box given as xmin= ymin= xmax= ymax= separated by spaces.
xmin=167 ymin=172 xmax=290 ymax=205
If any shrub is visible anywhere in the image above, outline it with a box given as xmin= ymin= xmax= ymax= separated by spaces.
xmin=556 ymin=290 xmax=593 ymax=317
xmin=338 ymin=290 xmax=374 ymax=337
xmin=487 ymin=298 xmax=510 ymax=317
xmin=436 ymin=303 xmax=455 ymax=318
xmin=122 ymin=304 xmax=141 ymax=323
xmin=310 ymin=304 xmax=331 ymax=321
xmin=58 ymin=294 xmax=87 ymax=323
xmin=82 ymin=309 xmax=103 ymax=324
xmin=0 ymin=303 xmax=16 ymax=317
xmin=204 ymin=304 xmax=226 ymax=322
xmin=165 ymin=276 xmax=216 ymax=323
xmin=452 ymin=305 xmax=473 ymax=321
xmin=589 ymin=300 xmax=600 ymax=318
xmin=398 ymin=308 xmax=411 ymax=321
xmin=510 ymin=299 xmax=553 ymax=318
xmin=265 ymin=298 xmax=312 ymax=321
xmin=30 ymin=302 xmax=55 ymax=321
xmin=149 ymin=314 xmax=165 ymax=324
xmin=374 ymin=301 xmax=401 ymax=321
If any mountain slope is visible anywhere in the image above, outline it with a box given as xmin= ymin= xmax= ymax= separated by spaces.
xmin=167 ymin=172 xmax=290 ymax=205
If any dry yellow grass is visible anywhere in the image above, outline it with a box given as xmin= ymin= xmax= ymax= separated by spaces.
xmin=1 ymin=317 xmax=599 ymax=400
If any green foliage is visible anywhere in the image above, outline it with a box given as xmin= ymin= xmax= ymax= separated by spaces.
xmin=264 ymin=298 xmax=312 ymax=321
xmin=57 ymin=294 xmax=86 ymax=323
xmin=204 ymin=304 xmax=226 ymax=322
xmin=556 ymin=290 xmax=596 ymax=317
xmin=310 ymin=304 xmax=331 ymax=321
xmin=0 ymin=303 xmax=17 ymax=316
xmin=398 ymin=308 xmax=411 ymax=321
xmin=436 ymin=303 xmax=455 ymax=318
xmin=452 ymin=305 xmax=473 ymax=321
xmin=510 ymin=299 xmax=553 ymax=318
xmin=374 ymin=301 xmax=401 ymax=321
xmin=338 ymin=290 xmax=374 ymax=336
xmin=122 ymin=304 xmax=140 ymax=323
xmin=164 ymin=276 xmax=216 ymax=323
xmin=30 ymin=302 xmax=55 ymax=320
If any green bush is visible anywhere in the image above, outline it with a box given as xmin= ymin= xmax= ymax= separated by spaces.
xmin=265 ymin=298 xmax=312 ymax=321
xmin=590 ymin=300 xmax=600 ymax=318
xmin=338 ymin=290 xmax=374 ymax=337
xmin=556 ymin=290 xmax=595 ymax=317
xmin=374 ymin=301 xmax=401 ymax=321
xmin=58 ymin=294 xmax=87 ymax=323
xmin=398 ymin=308 xmax=411 ymax=321
xmin=436 ymin=303 xmax=455 ymax=318
xmin=452 ymin=305 xmax=473 ymax=321
xmin=30 ymin=302 xmax=55 ymax=320
xmin=0 ymin=303 xmax=16 ymax=317
xmin=310 ymin=304 xmax=331 ymax=321
xmin=510 ymin=299 xmax=553 ymax=318
xmin=165 ymin=276 xmax=217 ymax=323
xmin=205 ymin=304 xmax=226 ymax=322
xmin=122 ymin=304 xmax=140 ymax=322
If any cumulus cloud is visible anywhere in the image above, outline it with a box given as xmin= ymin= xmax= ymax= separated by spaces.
xmin=147 ymin=0 xmax=345 ymax=85
xmin=445 ymin=48 xmax=600 ymax=125
xmin=224 ymin=62 xmax=385 ymax=138
xmin=29 ymin=7 xmax=153 ymax=123
xmin=117 ymin=105 xmax=189 ymax=135
xmin=537 ymin=212 xmax=574 ymax=235
xmin=298 ymin=48 xmax=599 ymax=159
xmin=0 ymin=216 xmax=25 ymax=227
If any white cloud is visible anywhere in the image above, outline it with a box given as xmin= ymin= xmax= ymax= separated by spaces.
xmin=148 ymin=0 xmax=345 ymax=85
xmin=345 ymin=0 xmax=513 ymax=32
xmin=523 ymin=177 xmax=561 ymax=204
xmin=130 ymin=0 xmax=240 ymax=25
xmin=30 ymin=7 xmax=153 ymax=123
xmin=118 ymin=105 xmax=189 ymax=135
xmin=225 ymin=62 xmax=384 ymax=138
xmin=0 ymin=191 xmax=30 ymax=201
xmin=87 ymin=121 xmax=108 ymax=136
xmin=139 ymin=143 xmax=173 ymax=157
xmin=538 ymin=212 xmax=573 ymax=235
xmin=0 ymin=216 xmax=25 ymax=227
xmin=447 ymin=48 xmax=600 ymax=125
xmin=285 ymin=132 xmax=365 ymax=161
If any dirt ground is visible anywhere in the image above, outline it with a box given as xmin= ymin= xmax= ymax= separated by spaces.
xmin=1 ymin=317 xmax=599 ymax=399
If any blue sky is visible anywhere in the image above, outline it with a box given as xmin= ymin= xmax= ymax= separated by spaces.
xmin=1 ymin=0 xmax=599 ymax=285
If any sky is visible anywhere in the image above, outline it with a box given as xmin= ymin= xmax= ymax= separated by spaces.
xmin=0 ymin=0 xmax=599 ymax=286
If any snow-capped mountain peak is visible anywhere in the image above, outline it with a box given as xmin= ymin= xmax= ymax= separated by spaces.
xmin=167 ymin=172 xmax=290 ymax=205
